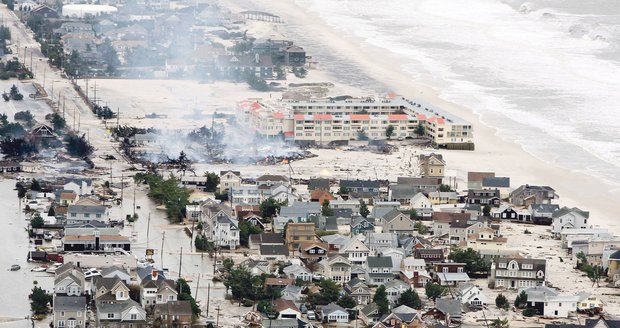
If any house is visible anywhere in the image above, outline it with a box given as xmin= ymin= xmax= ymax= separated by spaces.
xmin=54 ymin=264 xmax=86 ymax=296
xmin=399 ymin=257 xmax=431 ymax=287
xmin=94 ymin=277 xmax=131 ymax=301
xmin=298 ymin=241 xmax=329 ymax=261
xmin=482 ymin=177 xmax=511 ymax=198
xmin=457 ymin=284 xmax=487 ymax=307
xmin=388 ymin=184 xmax=418 ymax=205
xmin=351 ymin=217 xmax=375 ymax=235
xmin=576 ymin=292 xmax=604 ymax=312
xmin=62 ymin=180 xmax=92 ymax=196
xmin=180 ymin=175 xmax=208 ymax=189
xmin=529 ymin=204 xmax=560 ymax=225
xmin=431 ymin=212 xmax=471 ymax=239
xmin=366 ymin=255 xmax=395 ymax=285
xmin=384 ymin=279 xmax=410 ymax=303
xmin=340 ymin=236 xmax=371 ymax=265
xmin=260 ymin=244 xmax=290 ymax=261
xmin=216 ymin=54 xmax=274 ymax=79
xmin=63 ymin=228 xmax=131 ymax=253
xmin=95 ymin=299 xmax=148 ymax=327
xmin=229 ymin=185 xmax=261 ymax=205
xmin=360 ymin=303 xmax=381 ymax=326
xmin=256 ymin=174 xmax=290 ymax=187
xmin=366 ymin=233 xmax=399 ymax=253
xmin=467 ymin=189 xmax=501 ymax=207
xmin=320 ymin=303 xmax=349 ymax=323
xmin=66 ymin=198 xmax=108 ymax=224
xmin=240 ymin=258 xmax=271 ymax=276
xmin=544 ymin=318 xmax=620 ymax=328
xmin=344 ymin=278 xmax=372 ymax=305
xmin=273 ymin=298 xmax=302 ymax=320
xmin=281 ymin=285 xmax=303 ymax=302
xmin=434 ymin=263 xmax=469 ymax=286
xmin=249 ymin=232 xmax=284 ymax=250
xmin=139 ymin=274 xmax=177 ymax=308
xmin=131 ymin=132 xmax=158 ymax=146
xmin=218 ymin=170 xmax=241 ymax=194
xmin=551 ymin=207 xmax=590 ymax=238
xmin=373 ymin=305 xmax=419 ymax=328
xmin=310 ymin=189 xmax=334 ymax=204
xmin=0 ymin=160 xmax=21 ymax=173
xmin=426 ymin=298 xmax=462 ymax=324
xmin=419 ymin=153 xmax=446 ymax=180
xmin=283 ymin=263 xmax=311 ymax=282
xmin=467 ymin=172 xmax=495 ymax=190
xmin=278 ymin=203 xmax=322 ymax=225
xmin=510 ymin=185 xmax=557 ymax=206
xmin=523 ymin=286 xmax=578 ymax=318
xmin=378 ymin=209 xmax=415 ymax=235
xmin=410 ymin=192 xmax=433 ymax=218
xmin=153 ymin=301 xmax=193 ymax=328
xmin=285 ymin=223 xmax=316 ymax=251
xmin=340 ymin=179 xmax=381 ymax=197
xmin=317 ymin=255 xmax=352 ymax=283
xmin=414 ymin=248 xmax=444 ymax=264
xmin=308 ymin=178 xmax=330 ymax=191
xmin=53 ymin=296 xmax=87 ymax=328
xmin=284 ymin=45 xmax=306 ymax=66
xmin=397 ymin=177 xmax=441 ymax=193
xmin=379 ymin=248 xmax=406 ymax=273
xmin=212 ymin=214 xmax=240 ymax=249
xmin=100 ymin=266 xmax=132 ymax=285
xmin=488 ymin=257 xmax=546 ymax=289
xmin=265 ymin=278 xmax=295 ymax=289
xmin=428 ymin=191 xmax=458 ymax=205
xmin=466 ymin=228 xmax=508 ymax=252
xmin=492 ymin=205 xmax=532 ymax=222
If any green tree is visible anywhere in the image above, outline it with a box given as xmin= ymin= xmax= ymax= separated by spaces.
xmin=204 ymin=172 xmax=220 ymax=192
xmin=223 ymin=258 xmax=235 ymax=272
xmin=414 ymin=221 xmax=428 ymax=234
xmin=385 ymin=125 xmax=395 ymax=140
xmin=30 ymin=285 xmax=51 ymax=314
xmin=337 ymin=294 xmax=357 ymax=309
xmin=31 ymin=213 xmax=44 ymax=228
xmin=373 ymin=285 xmax=389 ymax=315
xmin=397 ymin=289 xmax=422 ymax=309
xmin=491 ymin=318 xmax=510 ymax=328
xmin=439 ymin=184 xmax=452 ymax=192
xmin=483 ymin=205 xmax=491 ymax=217
xmin=359 ymin=199 xmax=369 ymax=218
xmin=293 ymin=67 xmax=307 ymax=78
xmin=17 ymin=185 xmax=27 ymax=198
xmin=64 ymin=133 xmax=94 ymax=157
xmin=259 ymin=197 xmax=285 ymax=218
xmin=448 ymin=248 xmax=490 ymax=274
xmin=415 ymin=122 xmax=425 ymax=136
xmin=410 ymin=209 xmax=418 ymax=220
xmin=239 ymin=220 xmax=262 ymax=246
xmin=319 ymin=279 xmax=341 ymax=303
xmin=321 ymin=199 xmax=334 ymax=216
xmin=514 ymin=291 xmax=528 ymax=308
xmin=425 ymin=283 xmax=446 ymax=301
xmin=495 ymin=294 xmax=509 ymax=310
xmin=30 ymin=178 xmax=41 ymax=191
xmin=338 ymin=186 xmax=349 ymax=195
xmin=50 ymin=113 xmax=66 ymax=131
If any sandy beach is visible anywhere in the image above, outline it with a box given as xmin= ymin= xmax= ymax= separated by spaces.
xmin=209 ymin=0 xmax=620 ymax=236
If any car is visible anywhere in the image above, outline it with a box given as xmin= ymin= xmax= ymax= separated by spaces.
xmin=83 ymin=268 xmax=102 ymax=279
xmin=43 ymin=232 xmax=53 ymax=241
xmin=307 ymin=311 xmax=316 ymax=321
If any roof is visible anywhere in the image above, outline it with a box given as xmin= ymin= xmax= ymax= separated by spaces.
xmin=260 ymin=244 xmax=289 ymax=256
xmin=256 ymin=174 xmax=289 ymax=182
xmin=273 ymin=298 xmax=300 ymax=313
xmin=432 ymin=212 xmax=470 ymax=222
xmin=340 ymin=179 xmax=380 ymax=189
xmin=308 ymin=178 xmax=330 ymax=191
xmin=552 ymin=206 xmax=590 ymax=219
xmin=482 ymin=177 xmax=510 ymax=188
xmin=609 ymin=250 xmax=620 ymax=260
xmin=390 ymin=184 xmax=418 ymax=199
xmin=402 ymin=257 xmax=426 ymax=267
xmin=437 ymin=272 xmax=470 ymax=282
xmin=467 ymin=172 xmax=495 ymax=182
xmin=367 ymin=255 xmax=393 ymax=268
xmin=435 ymin=298 xmax=461 ymax=317
xmin=153 ymin=300 xmax=193 ymax=316
xmin=54 ymin=296 xmax=86 ymax=312
xmin=255 ymin=232 xmax=284 ymax=244
xmin=530 ymin=204 xmax=560 ymax=213
xmin=321 ymin=302 xmax=347 ymax=315
xmin=382 ymin=208 xmax=406 ymax=222
xmin=265 ymin=277 xmax=294 ymax=286
xmin=95 ymin=276 xmax=124 ymax=290
xmin=67 ymin=204 xmax=107 ymax=214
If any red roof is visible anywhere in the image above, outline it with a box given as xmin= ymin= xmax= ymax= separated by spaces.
xmin=417 ymin=114 xmax=427 ymax=120
xmin=272 ymin=112 xmax=284 ymax=119
xmin=429 ymin=117 xmax=445 ymax=124
xmin=283 ymin=131 xmax=294 ymax=137
xmin=388 ymin=114 xmax=408 ymax=120
xmin=250 ymin=102 xmax=261 ymax=111
xmin=294 ymin=114 xmax=305 ymax=120
xmin=387 ymin=92 xmax=397 ymax=99
xmin=350 ymin=114 xmax=370 ymax=120
xmin=313 ymin=114 xmax=332 ymax=121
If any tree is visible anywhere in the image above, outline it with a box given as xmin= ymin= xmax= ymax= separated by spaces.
xmin=491 ymin=318 xmax=510 ymax=328
xmin=64 ymin=133 xmax=94 ymax=157
xmin=483 ymin=205 xmax=491 ymax=217
xmin=337 ymin=294 xmax=357 ymax=309
xmin=10 ymin=85 xmax=23 ymax=100
xmin=338 ymin=186 xmax=349 ymax=195
xmin=177 ymin=278 xmax=192 ymax=295
xmin=357 ymin=129 xmax=368 ymax=141
xmin=319 ymin=279 xmax=341 ymax=304
xmin=223 ymin=258 xmax=235 ymax=272
xmin=204 ymin=172 xmax=220 ymax=192
xmin=397 ymin=289 xmax=422 ymax=309
xmin=321 ymin=199 xmax=334 ymax=216
xmin=293 ymin=67 xmax=307 ymax=78
xmin=495 ymin=294 xmax=509 ymax=310
xmin=259 ymin=197 xmax=285 ymax=218
xmin=410 ymin=209 xmax=418 ymax=220
xmin=439 ymin=184 xmax=452 ymax=192
xmin=425 ymin=283 xmax=446 ymax=301
xmin=31 ymin=213 xmax=44 ymax=228
xmin=448 ymin=248 xmax=490 ymax=274
xmin=414 ymin=221 xmax=428 ymax=234
xmin=14 ymin=110 xmax=34 ymax=123
xmin=0 ymin=137 xmax=35 ymax=157
xmin=31 ymin=179 xmax=41 ymax=191
xmin=17 ymin=184 xmax=27 ymax=198
xmin=359 ymin=199 xmax=369 ymax=218
xmin=385 ymin=125 xmax=395 ymax=140
xmin=50 ymin=113 xmax=66 ymax=131
xmin=30 ymin=285 xmax=51 ymax=314
xmin=415 ymin=122 xmax=425 ymax=136
xmin=514 ymin=291 xmax=528 ymax=308
xmin=239 ymin=220 xmax=262 ymax=246
xmin=47 ymin=206 xmax=55 ymax=216
xmin=373 ymin=285 xmax=389 ymax=315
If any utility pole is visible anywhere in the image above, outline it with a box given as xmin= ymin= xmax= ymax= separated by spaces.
xmin=215 ymin=306 xmax=221 ymax=328
xmin=62 ymin=95 xmax=65 ymax=119
xmin=190 ymin=219 xmax=195 ymax=250
xmin=133 ymin=186 xmax=136 ymax=217
xmin=206 ymin=283 xmax=210 ymax=316
xmin=194 ymin=274 xmax=200 ymax=300
xmin=116 ymin=107 xmax=119 ymax=128
xmin=160 ymin=232 xmax=165 ymax=267
xmin=120 ymin=174 xmax=124 ymax=205
xmin=94 ymin=80 xmax=97 ymax=105
xmin=146 ymin=213 xmax=151 ymax=249
xmin=178 ymin=247 xmax=183 ymax=279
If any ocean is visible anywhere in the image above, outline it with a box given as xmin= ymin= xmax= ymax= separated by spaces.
xmin=294 ymin=0 xmax=620 ymax=188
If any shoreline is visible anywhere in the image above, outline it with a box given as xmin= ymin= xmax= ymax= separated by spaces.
xmin=220 ymin=0 xmax=620 ymax=234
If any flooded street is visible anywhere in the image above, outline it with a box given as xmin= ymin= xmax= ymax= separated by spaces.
xmin=0 ymin=179 xmax=53 ymax=325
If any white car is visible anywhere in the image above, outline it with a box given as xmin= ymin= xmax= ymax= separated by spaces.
xmin=83 ymin=268 xmax=102 ymax=279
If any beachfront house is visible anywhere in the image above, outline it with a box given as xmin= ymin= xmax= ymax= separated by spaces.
xmin=219 ymin=170 xmax=242 ymax=193
xmin=482 ymin=176 xmax=511 ymax=198
xmin=419 ymin=153 xmax=446 ymax=180
xmin=510 ymin=185 xmax=557 ymax=206
xmin=529 ymin=204 xmax=560 ymax=225
xmin=488 ymin=257 xmax=546 ymax=289
xmin=523 ymin=286 xmax=578 ymax=318
xmin=551 ymin=207 xmax=590 ymax=238
xmin=467 ymin=189 xmax=501 ymax=207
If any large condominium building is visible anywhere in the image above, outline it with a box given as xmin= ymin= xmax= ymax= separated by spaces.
xmin=237 ymin=95 xmax=474 ymax=148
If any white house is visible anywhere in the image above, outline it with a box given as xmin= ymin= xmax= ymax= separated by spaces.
xmin=340 ymin=236 xmax=371 ymax=266
xmin=140 ymin=279 xmax=177 ymax=308
xmin=63 ymin=180 xmax=93 ymax=196
xmin=273 ymin=299 xmax=302 ymax=320
xmin=458 ymin=284 xmax=487 ymax=307
xmin=379 ymin=248 xmax=406 ymax=273
xmin=385 ymin=279 xmax=410 ymax=303
xmin=410 ymin=192 xmax=433 ymax=218
xmin=321 ymin=303 xmax=349 ymax=323
xmin=551 ymin=207 xmax=589 ymax=238
xmin=523 ymin=286 xmax=578 ymax=319
xmin=229 ymin=185 xmax=261 ymax=206
xmin=212 ymin=214 xmax=240 ymax=249
xmin=283 ymin=264 xmax=312 ymax=282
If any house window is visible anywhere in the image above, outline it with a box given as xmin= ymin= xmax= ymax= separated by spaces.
xmin=130 ymin=314 xmax=137 ymax=320
xmin=57 ymin=321 xmax=65 ymax=327
xmin=108 ymin=313 xmax=115 ymax=319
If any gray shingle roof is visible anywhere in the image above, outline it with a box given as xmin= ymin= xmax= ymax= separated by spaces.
xmin=482 ymin=177 xmax=510 ymax=188
xmin=54 ymin=296 xmax=86 ymax=312
xmin=260 ymin=244 xmax=289 ymax=256
xmin=67 ymin=204 xmax=107 ymax=214
xmin=367 ymin=255 xmax=393 ymax=268
xmin=551 ymin=206 xmax=590 ymax=219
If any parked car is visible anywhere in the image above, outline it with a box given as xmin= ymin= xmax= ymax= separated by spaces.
xmin=307 ymin=311 xmax=316 ymax=321
xmin=83 ymin=268 xmax=101 ymax=279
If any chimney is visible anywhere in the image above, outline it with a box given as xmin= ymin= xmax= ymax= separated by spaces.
xmin=255 ymin=53 xmax=260 ymax=64
xmin=151 ymin=269 xmax=158 ymax=280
